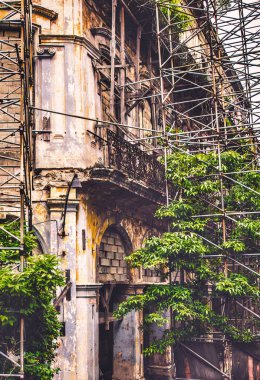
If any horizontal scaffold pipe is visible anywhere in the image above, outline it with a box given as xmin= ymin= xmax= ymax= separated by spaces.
xmin=31 ymin=106 xmax=161 ymax=133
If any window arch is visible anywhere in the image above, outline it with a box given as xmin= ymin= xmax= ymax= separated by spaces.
xmin=32 ymin=226 xmax=49 ymax=255
xmin=98 ymin=225 xmax=132 ymax=283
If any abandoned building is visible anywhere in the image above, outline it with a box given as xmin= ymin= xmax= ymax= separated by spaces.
xmin=0 ymin=0 xmax=259 ymax=379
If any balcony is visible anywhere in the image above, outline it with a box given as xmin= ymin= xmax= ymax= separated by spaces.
xmin=106 ymin=130 xmax=166 ymax=193
xmin=86 ymin=129 xmax=168 ymax=215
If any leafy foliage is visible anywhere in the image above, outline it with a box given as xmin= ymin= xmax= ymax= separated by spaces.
xmin=160 ymin=0 xmax=193 ymax=33
xmin=115 ymin=150 xmax=259 ymax=355
xmin=0 ymin=221 xmax=36 ymax=263
xmin=0 ymin=222 xmax=64 ymax=379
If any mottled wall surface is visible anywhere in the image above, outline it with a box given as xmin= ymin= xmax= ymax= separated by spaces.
xmin=33 ymin=0 xmax=158 ymax=172
xmin=29 ymin=0 xmax=170 ymax=378
xmin=1 ymin=0 xmax=258 ymax=378
xmin=32 ymin=169 xmax=165 ymax=379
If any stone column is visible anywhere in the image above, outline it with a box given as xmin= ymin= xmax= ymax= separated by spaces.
xmin=112 ymin=285 xmax=145 ymax=380
xmin=76 ymin=284 xmax=102 ymax=380
xmin=75 ymin=197 xmax=103 ymax=380
xmin=48 ymin=186 xmax=78 ymax=380
xmin=144 ymin=308 xmax=173 ymax=380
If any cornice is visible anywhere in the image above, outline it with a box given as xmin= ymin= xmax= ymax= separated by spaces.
xmin=33 ymin=4 xmax=58 ymax=20
xmin=39 ymin=34 xmax=101 ymax=60
xmin=76 ymin=284 xmax=103 ymax=291
xmin=47 ymin=198 xmax=79 ymax=212
xmin=76 ymin=283 xmax=103 ymax=298
xmin=0 ymin=2 xmax=57 ymax=20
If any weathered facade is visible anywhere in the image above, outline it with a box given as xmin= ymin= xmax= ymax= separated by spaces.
xmin=30 ymin=1 xmax=171 ymax=379
xmin=0 ymin=0 xmax=259 ymax=379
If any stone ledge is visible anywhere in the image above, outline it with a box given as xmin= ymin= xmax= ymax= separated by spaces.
xmin=39 ymin=34 xmax=101 ymax=60
xmin=145 ymin=364 xmax=174 ymax=380
xmin=47 ymin=198 xmax=79 ymax=212
xmin=76 ymin=283 xmax=103 ymax=298
xmin=88 ymin=167 xmax=166 ymax=205
xmin=0 ymin=3 xmax=57 ymax=20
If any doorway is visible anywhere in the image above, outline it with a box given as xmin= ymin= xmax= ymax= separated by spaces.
xmin=99 ymin=322 xmax=113 ymax=380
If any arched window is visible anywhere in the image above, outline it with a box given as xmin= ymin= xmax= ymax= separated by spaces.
xmin=98 ymin=226 xmax=131 ymax=283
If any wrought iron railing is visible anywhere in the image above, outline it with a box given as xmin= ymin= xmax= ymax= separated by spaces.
xmin=106 ymin=130 xmax=166 ymax=192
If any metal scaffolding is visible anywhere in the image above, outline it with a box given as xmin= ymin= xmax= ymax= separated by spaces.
xmin=0 ymin=0 xmax=33 ymax=377
xmin=0 ymin=0 xmax=259 ymax=378
xmin=152 ymin=0 xmax=260 ymax=377
xmin=103 ymin=0 xmax=259 ymax=376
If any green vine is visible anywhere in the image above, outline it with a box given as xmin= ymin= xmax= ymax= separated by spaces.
xmin=0 ymin=222 xmax=64 ymax=379
xmin=160 ymin=0 xmax=193 ymax=33
xmin=115 ymin=150 xmax=259 ymax=355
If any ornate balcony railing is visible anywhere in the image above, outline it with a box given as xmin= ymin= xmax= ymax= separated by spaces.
xmin=107 ymin=130 xmax=166 ymax=192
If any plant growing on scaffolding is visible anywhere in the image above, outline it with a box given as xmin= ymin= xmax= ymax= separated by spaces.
xmin=0 ymin=221 xmax=64 ymax=380
xmin=114 ymin=148 xmax=259 ymax=354
xmin=160 ymin=0 xmax=193 ymax=33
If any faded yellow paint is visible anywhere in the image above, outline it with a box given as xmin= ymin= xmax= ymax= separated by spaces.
xmin=33 ymin=203 xmax=48 ymax=223
xmin=50 ymin=186 xmax=76 ymax=199
xmin=76 ymin=197 xmax=117 ymax=281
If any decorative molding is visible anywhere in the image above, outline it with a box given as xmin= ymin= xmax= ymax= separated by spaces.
xmin=33 ymin=4 xmax=58 ymax=20
xmin=37 ymin=47 xmax=56 ymax=59
xmin=39 ymin=34 xmax=101 ymax=60
xmin=76 ymin=284 xmax=103 ymax=298
xmin=47 ymin=198 xmax=79 ymax=213
xmin=0 ymin=2 xmax=57 ymax=20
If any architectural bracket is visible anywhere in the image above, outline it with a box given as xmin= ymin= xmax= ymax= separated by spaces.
xmin=37 ymin=47 xmax=56 ymax=59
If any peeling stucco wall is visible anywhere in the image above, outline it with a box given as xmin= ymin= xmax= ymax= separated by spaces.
xmin=30 ymin=1 xmax=171 ymax=379
xmin=32 ymin=167 xmax=168 ymax=379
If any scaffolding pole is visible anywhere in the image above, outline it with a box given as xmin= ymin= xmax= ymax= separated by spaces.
xmin=0 ymin=0 xmax=33 ymax=377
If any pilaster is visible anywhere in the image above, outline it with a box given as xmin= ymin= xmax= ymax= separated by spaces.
xmin=112 ymin=284 xmax=146 ymax=380
xmin=76 ymin=284 xmax=103 ymax=380
xmin=48 ymin=187 xmax=79 ymax=380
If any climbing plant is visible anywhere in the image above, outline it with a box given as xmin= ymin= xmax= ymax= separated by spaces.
xmin=0 ymin=221 xmax=64 ymax=379
xmin=159 ymin=0 xmax=236 ymax=31
xmin=115 ymin=149 xmax=259 ymax=355
xmin=160 ymin=0 xmax=193 ymax=33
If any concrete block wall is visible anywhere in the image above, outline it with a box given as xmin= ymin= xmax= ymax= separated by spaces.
xmin=99 ymin=228 xmax=128 ymax=282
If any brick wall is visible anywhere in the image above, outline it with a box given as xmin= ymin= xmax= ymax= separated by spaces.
xmin=99 ymin=227 xmax=128 ymax=283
